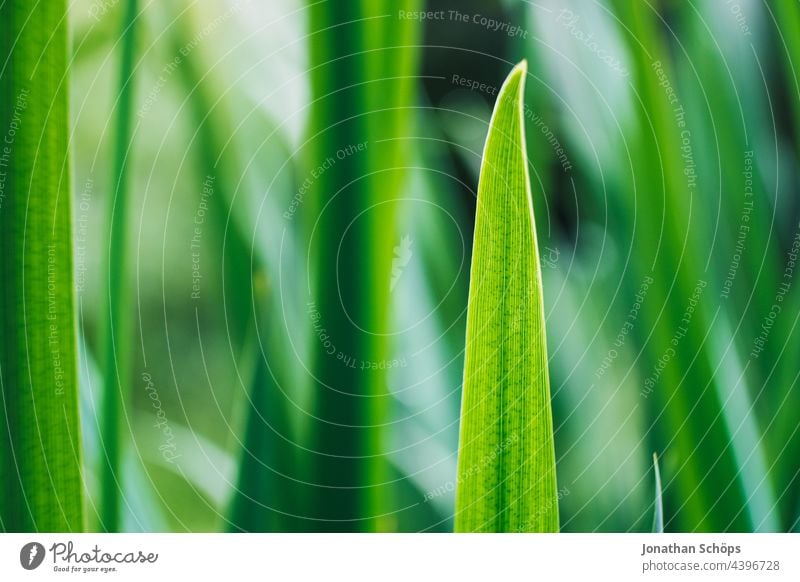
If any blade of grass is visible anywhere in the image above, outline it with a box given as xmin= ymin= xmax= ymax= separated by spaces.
xmin=766 ymin=0 xmax=800 ymax=528
xmin=100 ymin=0 xmax=139 ymax=532
xmin=610 ymin=0 xmax=761 ymax=531
xmin=676 ymin=8 xmax=786 ymax=531
xmin=0 ymin=0 xmax=84 ymax=531
xmin=454 ymin=61 xmax=559 ymax=533
xmin=652 ymin=453 xmax=663 ymax=533
xmin=303 ymin=0 xmax=420 ymax=531
xmin=155 ymin=3 xmax=306 ymax=530
xmin=773 ymin=0 xmax=800 ymax=144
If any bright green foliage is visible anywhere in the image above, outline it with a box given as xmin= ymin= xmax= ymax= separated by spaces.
xmin=100 ymin=0 xmax=139 ymax=532
xmin=611 ymin=0 xmax=777 ymax=531
xmin=167 ymin=22 xmax=301 ymax=530
xmin=455 ymin=62 xmax=558 ymax=533
xmin=652 ymin=453 xmax=663 ymax=533
xmin=302 ymin=0 xmax=420 ymax=531
xmin=0 ymin=0 xmax=84 ymax=532
xmin=768 ymin=0 xmax=800 ymax=527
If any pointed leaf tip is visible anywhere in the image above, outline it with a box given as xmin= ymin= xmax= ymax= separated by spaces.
xmin=455 ymin=63 xmax=557 ymax=533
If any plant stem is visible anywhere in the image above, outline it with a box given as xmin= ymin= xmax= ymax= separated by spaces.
xmin=100 ymin=0 xmax=139 ymax=532
xmin=0 ymin=0 xmax=84 ymax=532
xmin=303 ymin=0 xmax=419 ymax=531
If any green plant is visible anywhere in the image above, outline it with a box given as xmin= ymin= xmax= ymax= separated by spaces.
xmin=610 ymin=0 xmax=774 ymax=531
xmin=652 ymin=453 xmax=663 ymax=533
xmin=0 ymin=0 xmax=84 ymax=532
xmin=163 ymin=7 xmax=303 ymax=531
xmin=455 ymin=61 xmax=558 ymax=533
xmin=3 ymin=0 xmax=794 ymax=535
xmin=302 ymin=0 xmax=420 ymax=531
xmin=100 ymin=0 xmax=139 ymax=532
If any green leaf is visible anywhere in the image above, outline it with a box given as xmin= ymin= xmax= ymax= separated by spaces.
xmin=768 ymin=0 xmax=800 ymax=527
xmin=610 ymin=0 xmax=772 ymax=531
xmin=652 ymin=453 xmax=664 ymax=533
xmin=774 ymin=0 xmax=800 ymax=143
xmin=0 ymin=0 xmax=84 ymax=531
xmin=455 ymin=61 xmax=559 ymax=533
xmin=100 ymin=0 xmax=139 ymax=532
xmin=301 ymin=0 xmax=420 ymax=531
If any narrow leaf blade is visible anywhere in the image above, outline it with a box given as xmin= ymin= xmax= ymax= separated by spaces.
xmin=652 ymin=453 xmax=664 ymax=533
xmin=0 ymin=0 xmax=84 ymax=532
xmin=455 ymin=61 xmax=558 ymax=533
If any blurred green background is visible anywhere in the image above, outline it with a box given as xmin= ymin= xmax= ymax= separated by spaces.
xmin=69 ymin=0 xmax=799 ymax=532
